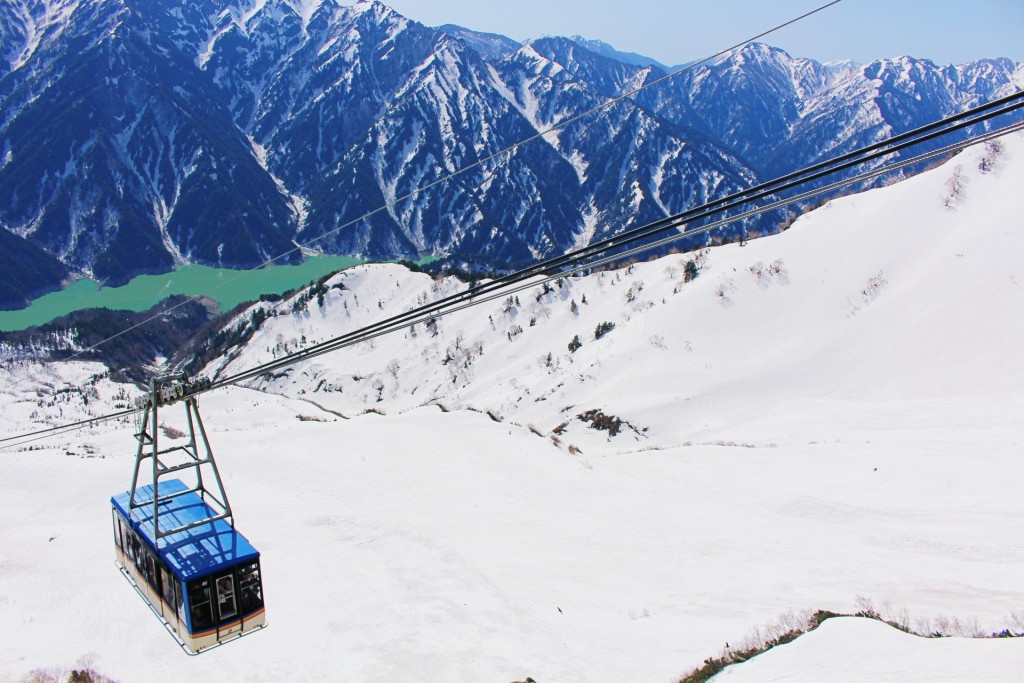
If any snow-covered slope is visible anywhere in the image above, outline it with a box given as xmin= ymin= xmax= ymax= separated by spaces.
xmin=213 ymin=132 xmax=1024 ymax=455
xmin=0 ymin=135 xmax=1022 ymax=682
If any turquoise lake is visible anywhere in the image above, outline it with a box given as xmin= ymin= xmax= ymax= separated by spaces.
xmin=0 ymin=256 xmax=369 ymax=332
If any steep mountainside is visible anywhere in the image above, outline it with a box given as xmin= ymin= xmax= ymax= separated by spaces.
xmin=0 ymin=227 xmax=68 ymax=309
xmin=0 ymin=0 xmax=302 ymax=287
xmin=0 ymin=0 xmax=1021 ymax=307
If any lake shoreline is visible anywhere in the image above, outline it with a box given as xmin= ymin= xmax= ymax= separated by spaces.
xmin=0 ymin=256 xmax=368 ymax=332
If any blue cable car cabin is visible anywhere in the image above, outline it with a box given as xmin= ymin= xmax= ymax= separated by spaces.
xmin=111 ymin=479 xmax=266 ymax=653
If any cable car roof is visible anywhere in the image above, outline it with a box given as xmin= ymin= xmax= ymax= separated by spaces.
xmin=111 ymin=479 xmax=260 ymax=581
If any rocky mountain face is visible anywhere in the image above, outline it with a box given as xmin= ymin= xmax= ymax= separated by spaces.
xmin=0 ymin=0 xmax=1021 ymax=308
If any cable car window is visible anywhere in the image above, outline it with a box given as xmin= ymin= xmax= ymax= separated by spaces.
xmin=189 ymin=579 xmax=214 ymax=632
xmin=237 ymin=561 xmax=263 ymax=613
xmin=175 ymin=579 xmax=184 ymax=624
xmin=129 ymin=532 xmax=141 ymax=567
xmin=113 ymin=513 xmax=125 ymax=554
xmin=216 ymin=574 xmax=237 ymax=621
xmin=160 ymin=565 xmax=175 ymax=610
xmin=145 ymin=552 xmax=158 ymax=590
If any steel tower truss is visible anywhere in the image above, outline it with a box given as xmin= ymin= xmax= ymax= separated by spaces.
xmin=128 ymin=373 xmax=233 ymax=538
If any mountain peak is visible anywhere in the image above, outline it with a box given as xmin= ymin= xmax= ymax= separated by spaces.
xmin=436 ymin=24 xmax=520 ymax=61
xmin=729 ymin=41 xmax=792 ymax=65
xmin=350 ymin=0 xmax=394 ymax=18
xmin=566 ymin=35 xmax=669 ymax=70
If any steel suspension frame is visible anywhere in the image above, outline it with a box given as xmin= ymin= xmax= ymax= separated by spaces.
xmin=128 ymin=373 xmax=233 ymax=538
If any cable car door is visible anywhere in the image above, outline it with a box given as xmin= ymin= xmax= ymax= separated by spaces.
xmin=214 ymin=572 xmax=240 ymax=637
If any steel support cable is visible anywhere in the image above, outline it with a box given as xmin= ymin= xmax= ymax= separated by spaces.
xmin=5 ymin=0 xmax=846 ymax=395
xmin=223 ymin=120 xmax=1024 ymax=384
xmin=212 ymin=120 xmax=1021 ymax=387
xmin=0 ymin=409 xmax=137 ymax=450
xmin=213 ymin=122 xmax=1023 ymax=392
xmin=206 ymin=98 xmax=1024 ymax=388
xmin=213 ymin=116 xmax=1024 ymax=388
xmin=3 ymin=116 xmax=1021 ymax=451
xmin=220 ymin=118 xmax=1024 ymax=388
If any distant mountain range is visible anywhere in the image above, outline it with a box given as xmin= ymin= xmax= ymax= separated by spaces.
xmin=0 ymin=0 xmax=1021 ymax=309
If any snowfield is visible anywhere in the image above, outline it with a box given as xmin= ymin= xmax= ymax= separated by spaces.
xmin=1 ymin=134 xmax=1023 ymax=681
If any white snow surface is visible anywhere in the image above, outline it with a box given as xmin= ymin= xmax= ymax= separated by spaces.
xmin=1 ymin=135 xmax=1023 ymax=682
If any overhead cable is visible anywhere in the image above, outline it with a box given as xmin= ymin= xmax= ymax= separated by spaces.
xmin=207 ymin=95 xmax=1024 ymax=387
xmin=213 ymin=115 xmax=1024 ymax=387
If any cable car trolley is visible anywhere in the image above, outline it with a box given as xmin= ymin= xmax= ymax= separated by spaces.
xmin=110 ymin=373 xmax=266 ymax=654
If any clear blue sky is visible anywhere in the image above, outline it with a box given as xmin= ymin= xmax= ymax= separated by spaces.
xmin=375 ymin=0 xmax=1023 ymax=66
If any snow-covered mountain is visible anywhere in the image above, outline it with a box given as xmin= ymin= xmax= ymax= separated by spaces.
xmin=1 ymin=132 xmax=1021 ymax=682
xmin=0 ymin=0 xmax=1021 ymax=311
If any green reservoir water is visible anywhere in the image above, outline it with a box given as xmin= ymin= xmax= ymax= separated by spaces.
xmin=0 ymin=255 xmax=367 ymax=332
